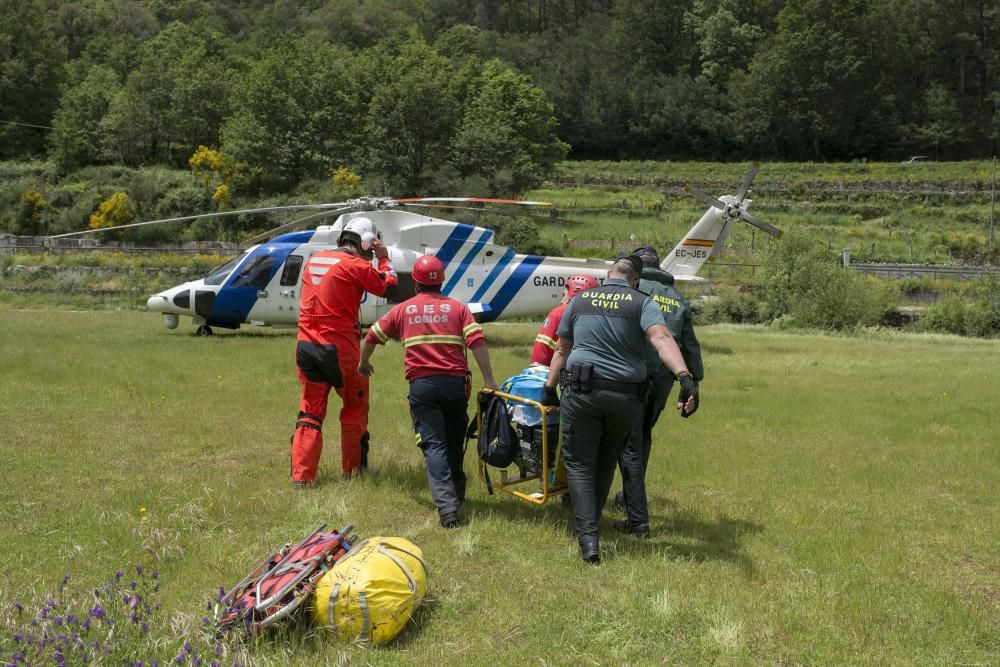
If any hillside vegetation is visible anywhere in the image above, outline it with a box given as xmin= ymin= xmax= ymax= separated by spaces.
xmin=3 ymin=159 xmax=998 ymax=266
xmin=3 ymin=0 xmax=999 ymax=182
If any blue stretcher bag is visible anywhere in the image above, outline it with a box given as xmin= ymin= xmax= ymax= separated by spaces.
xmin=500 ymin=366 xmax=550 ymax=427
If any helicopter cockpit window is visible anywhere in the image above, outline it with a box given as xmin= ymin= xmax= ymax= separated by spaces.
xmin=280 ymin=255 xmax=304 ymax=286
xmin=203 ymin=254 xmax=245 ymax=286
xmin=231 ymin=254 xmax=276 ymax=289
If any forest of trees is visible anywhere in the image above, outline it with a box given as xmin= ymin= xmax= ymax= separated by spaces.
xmin=2 ymin=0 xmax=999 ymax=194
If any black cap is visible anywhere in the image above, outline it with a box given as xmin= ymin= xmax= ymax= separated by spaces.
xmin=632 ymin=245 xmax=660 ymax=267
xmin=613 ymin=253 xmax=643 ymax=274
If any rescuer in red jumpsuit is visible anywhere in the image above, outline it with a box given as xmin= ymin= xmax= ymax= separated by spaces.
xmin=530 ymin=274 xmax=601 ymax=366
xmin=358 ymin=255 xmax=498 ymax=528
xmin=291 ymin=217 xmax=398 ymax=485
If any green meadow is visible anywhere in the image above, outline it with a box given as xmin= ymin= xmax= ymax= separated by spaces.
xmin=1 ymin=310 xmax=997 ymax=665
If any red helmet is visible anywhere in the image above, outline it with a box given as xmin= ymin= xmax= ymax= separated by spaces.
xmin=413 ymin=255 xmax=445 ymax=286
xmin=565 ymin=274 xmax=600 ymax=300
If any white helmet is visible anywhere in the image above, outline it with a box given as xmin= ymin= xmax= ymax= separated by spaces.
xmin=338 ymin=216 xmax=378 ymax=252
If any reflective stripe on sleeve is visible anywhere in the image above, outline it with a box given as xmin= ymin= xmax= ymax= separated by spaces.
xmin=369 ymin=322 xmax=390 ymax=343
xmin=534 ymin=333 xmax=557 ymax=350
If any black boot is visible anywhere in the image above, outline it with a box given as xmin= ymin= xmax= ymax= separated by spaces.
xmin=613 ymin=519 xmax=651 ymax=538
xmin=578 ymin=536 xmax=601 ymax=564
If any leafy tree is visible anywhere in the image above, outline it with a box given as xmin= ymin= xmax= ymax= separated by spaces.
xmin=221 ymin=37 xmax=361 ymax=192
xmin=452 ymin=60 xmax=568 ymax=194
xmin=99 ymin=84 xmax=158 ymax=166
xmin=684 ymin=0 xmax=765 ymax=86
xmin=733 ymin=0 xmax=889 ymax=159
xmin=49 ymin=66 xmax=121 ymax=173
xmin=362 ymin=32 xmax=459 ymax=193
xmin=0 ymin=0 xmax=65 ymax=158
xmin=912 ymin=82 xmax=965 ymax=159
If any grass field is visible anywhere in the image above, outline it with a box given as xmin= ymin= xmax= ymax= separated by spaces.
xmin=1 ymin=310 xmax=997 ymax=665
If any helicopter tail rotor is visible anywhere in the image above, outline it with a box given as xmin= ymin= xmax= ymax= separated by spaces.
xmin=685 ymin=162 xmax=781 ymax=239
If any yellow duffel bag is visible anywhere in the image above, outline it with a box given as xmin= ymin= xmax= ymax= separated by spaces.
xmin=311 ymin=536 xmax=429 ymax=645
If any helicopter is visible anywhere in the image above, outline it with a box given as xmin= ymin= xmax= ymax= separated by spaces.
xmin=49 ymin=164 xmax=779 ymax=335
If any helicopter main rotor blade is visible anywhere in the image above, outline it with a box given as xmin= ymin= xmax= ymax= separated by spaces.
xmin=47 ymin=202 xmax=353 ymax=240
xmin=735 ymin=161 xmax=760 ymax=202
xmin=685 ymin=185 xmax=726 ymax=211
xmin=400 ymin=202 xmax=585 ymax=225
xmin=739 ymin=210 xmax=782 ymax=237
xmin=396 ymin=197 xmax=552 ymax=207
xmin=239 ymin=206 xmax=355 ymax=248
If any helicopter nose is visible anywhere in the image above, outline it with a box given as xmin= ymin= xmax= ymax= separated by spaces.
xmin=147 ymin=294 xmax=169 ymax=312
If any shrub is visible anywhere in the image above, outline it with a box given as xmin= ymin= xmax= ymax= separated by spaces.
xmin=759 ymin=231 xmax=898 ymax=330
xmin=697 ymin=289 xmax=764 ymax=325
xmin=330 ymin=165 xmax=362 ymax=198
xmin=14 ymin=189 xmax=48 ymax=234
xmin=88 ymin=192 xmax=135 ymax=230
xmin=921 ymin=274 xmax=1000 ymax=338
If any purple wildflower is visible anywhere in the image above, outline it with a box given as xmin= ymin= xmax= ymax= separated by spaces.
xmin=217 ymin=587 xmax=225 ymax=601
xmin=66 ymin=615 xmax=77 ymax=624
xmin=81 ymin=619 xmax=90 ymax=631
xmin=174 ymin=654 xmax=185 ymax=664
xmin=193 ymin=659 xmax=202 ymax=666
xmin=64 ymin=573 xmax=71 ymax=582
xmin=183 ymin=643 xmax=193 ymax=653
xmin=115 ymin=571 xmax=124 ymax=581
xmin=202 ymin=617 xmax=209 ymax=626
xmin=89 ymin=604 xmax=104 ymax=619
xmin=123 ymin=593 xmax=131 ymax=605
xmin=140 ymin=623 xmax=148 ymax=634
xmin=14 ymin=602 xmax=24 ymax=613
xmin=135 ymin=565 xmax=143 ymax=576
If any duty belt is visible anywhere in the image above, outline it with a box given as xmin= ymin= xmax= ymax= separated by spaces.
xmin=590 ymin=377 xmax=644 ymax=396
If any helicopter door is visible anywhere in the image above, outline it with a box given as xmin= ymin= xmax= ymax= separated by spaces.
xmin=264 ymin=253 xmax=306 ymax=326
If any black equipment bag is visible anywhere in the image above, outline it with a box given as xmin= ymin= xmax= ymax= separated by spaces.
xmin=471 ymin=392 xmax=519 ymax=493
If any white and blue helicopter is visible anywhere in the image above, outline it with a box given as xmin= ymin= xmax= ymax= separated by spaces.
xmin=51 ymin=164 xmax=779 ymax=335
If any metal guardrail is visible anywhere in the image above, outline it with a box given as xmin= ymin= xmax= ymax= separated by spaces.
xmin=0 ymin=235 xmax=240 ymax=256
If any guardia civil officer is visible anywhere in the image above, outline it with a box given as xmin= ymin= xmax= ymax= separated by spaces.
xmin=614 ymin=245 xmax=704 ymax=538
xmin=542 ymin=254 xmax=699 ymax=563
xmin=358 ymin=255 xmax=498 ymax=529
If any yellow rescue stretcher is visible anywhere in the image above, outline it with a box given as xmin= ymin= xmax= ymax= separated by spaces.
xmin=476 ymin=388 xmax=567 ymax=505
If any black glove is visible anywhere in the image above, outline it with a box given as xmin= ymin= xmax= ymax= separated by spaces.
xmin=541 ymin=386 xmax=560 ymax=407
xmin=677 ymin=372 xmax=699 ymax=418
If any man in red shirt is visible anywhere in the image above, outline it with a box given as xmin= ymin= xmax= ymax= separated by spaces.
xmin=530 ymin=274 xmax=600 ymax=366
xmin=359 ymin=255 xmax=498 ymax=528
xmin=292 ymin=217 xmax=398 ymax=485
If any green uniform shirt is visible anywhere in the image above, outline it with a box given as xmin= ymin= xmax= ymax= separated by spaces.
xmin=639 ymin=267 xmax=704 ymax=382
xmin=556 ymin=278 xmax=666 ymax=384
